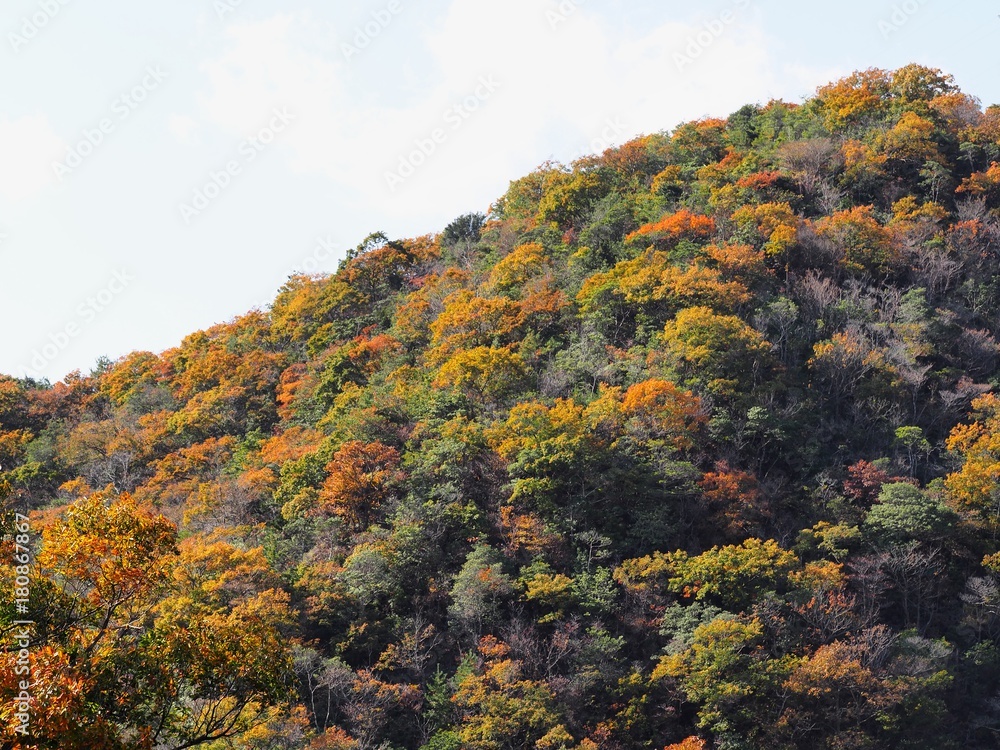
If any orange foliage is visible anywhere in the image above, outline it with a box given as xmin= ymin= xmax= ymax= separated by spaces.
xmin=98 ymin=351 xmax=162 ymax=407
xmin=813 ymin=206 xmax=895 ymax=276
xmin=699 ymin=462 xmax=769 ymax=539
xmin=702 ymin=243 xmax=772 ymax=285
xmin=173 ymin=535 xmax=285 ymax=607
xmin=735 ymin=170 xmax=783 ymax=191
xmin=877 ymin=111 xmax=944 ymax=166
xmin=625 ymin=209 xmax=715 ymax=249
xmin=309 ymin=727 xmax=360 ymax=750
xmin=730 ymin=202 xmax=799 ymax=258
xmin=815 ymin=68 xmax=891 ymax=128
xmin=621 ymin=379 xmax=706 ymax=450
xmin=316 ymin=440 xmax=404 ymax=530
xmin=499 ymin=506 xmax=562 ymax=558
xmin=577 ymin=250 xmax=751 ymax=317
xmin=665 ymin=738 xmax=708 ymax=750
xmin=136 ymin=436 xmax=237 ymax=509
xmin=393 ymin=268 xmax=471 ymax=345
xmin=0 ymin=645 xmax=121 ymax=748
xmin=957 ymin=162 xmax=1000 ymax=200
xmin=599 ymin=134 xmax=664 ymax=181
xmin=432 ymin=346 xmax=531 ymax=404
xmin=428 ymin=291 xmax=521 ymax=362
xmin=276 ymin=363 xmax=308 ymax=421
xmin=489 ymin=242 xmax=549 ymax=292
xmin=260 ymin=426 xmax=325 ymax=466
xmin=518 ymin=282 xmax=570 ymax=336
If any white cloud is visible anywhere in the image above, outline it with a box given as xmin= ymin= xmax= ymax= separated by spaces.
xmin=191 ymin=1 xmax=830 ymax=226
xmin=0 ymin=114 xmax=66 ymax=202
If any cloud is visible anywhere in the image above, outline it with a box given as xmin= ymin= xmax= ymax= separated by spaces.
xmin=0 ymin=114 xmax=66 ymax=202
xmin=190 ymin=2 xmax=829 ymax=227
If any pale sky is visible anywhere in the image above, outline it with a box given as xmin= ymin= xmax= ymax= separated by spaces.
xmin=1 ymin=0 xmax=997 ymax=381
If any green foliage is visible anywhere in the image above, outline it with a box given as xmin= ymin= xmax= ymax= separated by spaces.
xmin=667 ymin=539 xmax=800 ymax=612
xmin=864 ymin=482 xmax=957 ymax=544
xmin=449 ymin=546 xmax=515 ymax=634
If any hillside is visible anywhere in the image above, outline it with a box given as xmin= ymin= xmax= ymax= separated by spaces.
xmin=4 ymin=64 xmax=1000 ymax=749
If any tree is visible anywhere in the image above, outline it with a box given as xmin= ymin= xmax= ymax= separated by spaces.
xmin=2 ymin=492 xmax=296 ymax=749
xmin=807 ymin=331 xmax=895 ymax=412
xmin=433 ymin=347 xmax=532 ymax=406
xmin=863 ymin=483 xmax=957 ymax=545
xmin=452 ymin=636 xmax=570 ymax=750
xmin=538 ymin=168 xmax=611 ymax=228
xmin=662 ymin=306 xmax=774 ymax=398
xmin=813 ymin=206 xmax=895 ymax=277
xmin=576 ymin=251 xmax=752 ymax=340
xmin=957 ymin=163 xmax=1000 ymax=205
xmin=946 ymin=394 xmax=1000 ymax=532
xmin=625 ymin=210 xmax=715 ymax=250
xmin=429 ymin=291 xmax=521 ymax=362
xmin=442 ymin=212 xmax=486 ymax=246
xmin=814 ymin=69 xmax=892 ymax=130
xmin=10 ymin=64 xmax=1000 ymax=750
xmin=490 ymin=243 xmax=550 ymax=294
xmin=699 ymin=463 xmax=769 ymax=540
xmin=894 ymin=426 xmax=931 ymax=477
xmin=449 ymin=547 xmax=515 ymax=637
xmin=777 ymin=642 xmax=886 ymax=748
xmin=730 ymin=202 xmax=799 ymax=262
xmin=667 ymin=538 xmax=801 ymax=612
xmin=315 ymin=440 xmax=404 ymax=531
xmin=655 ymin=617 xmax=792 ymax=744
xmin=619 ymin=379 xmax=706 ymax=450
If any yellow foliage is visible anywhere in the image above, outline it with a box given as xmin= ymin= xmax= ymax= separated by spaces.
xmin=945 ymin=394 xmax=1000 ymax=527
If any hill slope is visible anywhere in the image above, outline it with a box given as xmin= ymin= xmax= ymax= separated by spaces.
xmin=4 ymin=64 xmax=1000 ymax=749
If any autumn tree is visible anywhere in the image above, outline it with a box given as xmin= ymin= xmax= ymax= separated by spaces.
xmin=1 ymin=492 xmax=296 ymax=749
xmin=662 ymin=306 xmax=774 ymax=398
xmin=315 ymin=440 xmax=404 ymax=532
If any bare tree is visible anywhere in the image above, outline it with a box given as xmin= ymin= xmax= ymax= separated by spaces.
xmin=778 ymin=138 xmax=844 ymax=197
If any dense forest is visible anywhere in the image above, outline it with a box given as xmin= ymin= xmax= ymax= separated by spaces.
xmin=5 ymin=64 xmax=1000 ymax=750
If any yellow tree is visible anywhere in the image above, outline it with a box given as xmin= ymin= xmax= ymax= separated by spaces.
xmin=661 ymin=307 xmax=774 ymax=398
xmin=946 ymin=394 xmax=1000 ymax=533
xmin=813 ymin=206 xmax=895 ymax=277
xmin=1 ymin=492 xmax=297 ymax=749
xmin=433 ymin=347 xmax=532 ymax=406
xmin=453 ymin=636 xmax=573 ymax=750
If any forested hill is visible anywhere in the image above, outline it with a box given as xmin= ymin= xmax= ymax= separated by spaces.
xmin=6 ymin=64 xmax=1000 ymax=750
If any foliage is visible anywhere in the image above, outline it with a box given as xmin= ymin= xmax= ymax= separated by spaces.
xmin=4 ymin=65 xmax=1000 ymax=749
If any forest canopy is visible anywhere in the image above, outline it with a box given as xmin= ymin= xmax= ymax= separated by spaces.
xmin=5 ymin=64 xmax=1000 ymax=749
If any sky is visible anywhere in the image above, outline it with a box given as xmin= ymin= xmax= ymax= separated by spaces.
xmin=0 ymin=0 xmax=997 ymax=382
